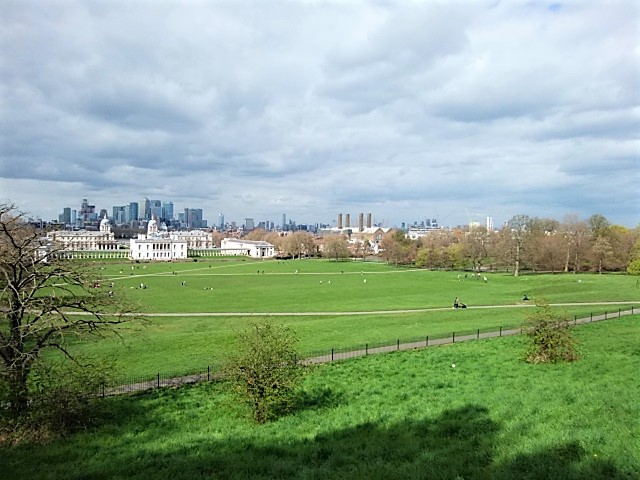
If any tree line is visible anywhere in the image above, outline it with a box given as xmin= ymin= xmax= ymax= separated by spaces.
xmin=244 ymin=213 xmax=640 ymax=275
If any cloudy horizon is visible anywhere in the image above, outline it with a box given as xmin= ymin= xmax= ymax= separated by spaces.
xmin=1 ymin=0 xmax=638 ymax=229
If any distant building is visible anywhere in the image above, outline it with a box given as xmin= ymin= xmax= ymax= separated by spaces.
xmin=129 ymin=218 xmax=187 ymax=261
xmin=221 ymin=238 xmax=275 ymax=258
xmin=47 ymin=215 xmax=126 ymax=259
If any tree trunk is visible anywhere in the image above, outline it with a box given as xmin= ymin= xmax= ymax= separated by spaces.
xmin=8 ymin=366 xmax=30 ymax=417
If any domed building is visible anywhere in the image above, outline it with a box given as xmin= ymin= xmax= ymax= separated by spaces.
xmin=48 ymin=215 xmax=121 ymax=257
xmin=129 ymin=217 xmax=188 ymax=261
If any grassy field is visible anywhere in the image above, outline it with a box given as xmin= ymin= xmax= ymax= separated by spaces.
xmin=59 ymin=258 xmax=640 ymax=379
xmin=97 ymin=258 xmax=639 ymax=313
xmin=3 ymin=315 xmax=638 ymax=479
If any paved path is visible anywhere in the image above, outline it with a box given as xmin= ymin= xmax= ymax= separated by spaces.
xmin=107 ymin=306 xmax=638 ymax=395
xmin=112 ymin=301 xmax=639 ymax=317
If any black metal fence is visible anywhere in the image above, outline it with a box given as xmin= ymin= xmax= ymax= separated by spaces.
xmin=105 ymin=305 xmax=637 ymax=396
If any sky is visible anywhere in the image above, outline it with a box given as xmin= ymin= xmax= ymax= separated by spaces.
xmin=1 ymin=0 xmax=639 ymax=229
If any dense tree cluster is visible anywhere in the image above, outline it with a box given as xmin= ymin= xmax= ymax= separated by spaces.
xmin=242 ymin=214 xmax=638 ymax=274
xmin=376 ymin=214 xmax=639 ymax=275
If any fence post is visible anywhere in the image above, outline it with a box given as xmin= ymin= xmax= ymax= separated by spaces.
xmin=477 ymin=329 xmax=480 ymax=340
xmin=618 ymin=308 xmax=621 ymax=317
xmin=157 ymin=373 xmax=160 ymax=389
xmin=452 ymin=332 xmax=455 ymax=343
xmin=426 ymin=336 xmax=429 ymax=347
xmin=590 ymin=312 xmax=593 ymax=322
xmin=331 ymin=348 xmax=334 ymax=362
xmin=207 ymin=365 xmax=210 ymax=382
xmin=397 ymin=339 xmax=400 ymax=351
xmin=365 ymin=343 xmax=368 ymax=355
xmin=499 ymin=326 xmax=502 ymax=337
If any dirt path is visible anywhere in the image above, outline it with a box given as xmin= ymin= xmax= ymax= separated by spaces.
xmin=121 ymin=301 xmax=639 ymax=317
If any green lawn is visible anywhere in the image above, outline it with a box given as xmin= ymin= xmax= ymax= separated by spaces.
xmin=3 ymin=316 xmax=638 ymax=479
xmin=59 ymin=259 xmax=640 ymax=379
xmin=97 ymin=258 xmax=639 ymax=312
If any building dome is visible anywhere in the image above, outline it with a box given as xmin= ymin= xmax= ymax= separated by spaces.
xmin=99 ymin=215 xmax=111 ymax=233
xmin=147 ymin=217 xmax=158 ymax=236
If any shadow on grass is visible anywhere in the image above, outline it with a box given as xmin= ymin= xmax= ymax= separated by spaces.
xmin=2 ymin=400 xmax=630 ymax=480
xmin=293 ymin=384 xmax=346 ymax=412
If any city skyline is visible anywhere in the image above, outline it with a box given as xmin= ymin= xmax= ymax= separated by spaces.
xmin=23 ymin=188 xmax=637 ymax=233
xmin=1 ymin=2 xmax=638 ymax=229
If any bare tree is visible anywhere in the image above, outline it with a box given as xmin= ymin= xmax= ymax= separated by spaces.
xmin=463 ymin=226 xmax=491 ymax=272
xmin=560 ymin=214 xmax=588 ymax=273
xmin=0 ymin=203 xmax=137 ymax=417
xmin=322 ymin=235 xmax=350 ymax=261
xmin=499 ymin=215 xmax=531 ymax=276
xmin=590 ymin=236 xmax=614 ymax=274
xmin=243 ymin=228 xmax=268 ymax=241
xmin=380 ymin=230 xmax=416 ymax=266
xmin=282 ymin=231 xmax=316 ymax=259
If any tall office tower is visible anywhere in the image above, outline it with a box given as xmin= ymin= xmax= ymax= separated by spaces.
xmin=359 ymin=212 xmax=364 ymax=231
xmin=62 ymin=207 xmax=71 ymax=225
xmin=129 ymin=202 xmax=139 ymax=223
xmin=338 ymin=213 xmax=343 ymax=229
xmin=163 ymin=201 xmax=174 ymax=221
xmin=146 ymin=199 xmax=162 ymax=220
xmin=79 ymin=198 xmax=95 ymax=226
xmin=282 ymin=213 xmax=286 ymax=230
xmin=345 ymin=214 xmax=351 ymax=228
xmin=367 ymin=213 xmax=372 ymax=228
xmin=150 ymin=205 xmax=163 ymax=221
xmin=245 ymin=218 xmax=255 ymax=230
xmin=486 ymin=216 xmax=494 ymax=231
xmin=113 ymin=206 xmax=127 ymax=224
xmin=143 ymin=198 xmax=151 ymax=219
xmin=184 ymin=208 xmax=204 ymax=229
xmin=219 ymin=213 xmax=225 ymax=231
xmin=71 ymin=210 xmax=77 ymax=226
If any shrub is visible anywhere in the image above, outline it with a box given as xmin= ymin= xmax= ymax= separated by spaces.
xmin=0 ymin=359 xmax=114 ymax=444
xmin=524 ymin=302 xmax=579 ymax=364
xmin=224 ymin=320 xmax=306 ymax=423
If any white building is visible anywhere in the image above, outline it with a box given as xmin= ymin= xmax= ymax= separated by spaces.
xmin=129 ymin=218 xmax=187 ymax=261
xmin=220 ymin=238 xmax=275 ymax=258
xmin=47 ymin=216 xmax=121 ymax=254
xmin=170 ymin=229 xmax=216 ymax=249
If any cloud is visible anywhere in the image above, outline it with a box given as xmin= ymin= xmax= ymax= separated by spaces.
xmin=1 ymin=0 xmax=638 ymax=228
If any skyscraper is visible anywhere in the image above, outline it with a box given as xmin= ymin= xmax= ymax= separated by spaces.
xmin=163 ymin=201 xmax=174 ymax=221
xmin=129 ymin=202 xmax=139 ymax=222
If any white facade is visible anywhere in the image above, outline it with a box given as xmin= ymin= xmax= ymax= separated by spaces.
xmin=48 ymin=216 xmax=118 ymax=251
xmin=220 ymin=238 xmax=275 ymax=258
xmin=129 ymin=219 xmax=187 ymax=261
xmin=170 ymin=230 xmax=216 ymax=249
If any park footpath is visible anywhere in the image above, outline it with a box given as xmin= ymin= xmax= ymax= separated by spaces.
xmin=106 ymin=306 xmax=638 ymax=396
